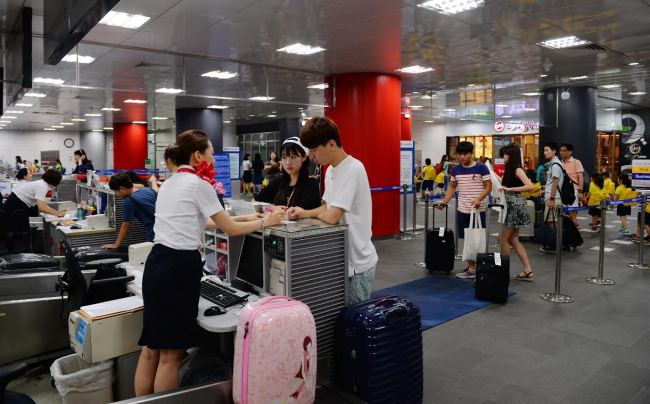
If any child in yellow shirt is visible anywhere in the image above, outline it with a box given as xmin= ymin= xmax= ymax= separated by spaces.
xmin=587 ymin=173 xmax=607 ymax=231
xmin=603 ymin=171 xmax=615 ymax=196
xmin=614 ymin=173 xmax=636 ymax=235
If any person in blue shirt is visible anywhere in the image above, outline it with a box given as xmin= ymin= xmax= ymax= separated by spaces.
xmin=71 ymin=149 xmax=95 ymax=174
xmin=102 ymin=172 xmax=156 ymax=249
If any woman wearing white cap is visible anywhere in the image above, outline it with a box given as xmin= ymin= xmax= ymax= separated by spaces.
xmin=255 ymin=137 xmax=321 ymax=209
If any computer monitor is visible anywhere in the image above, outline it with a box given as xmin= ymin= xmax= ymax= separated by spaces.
xmin=234 ymin=234 xmax=265 ymax=293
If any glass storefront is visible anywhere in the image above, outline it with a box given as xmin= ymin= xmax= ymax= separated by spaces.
xmin=447 ymin=134 xmax=539 ymax=170
xmin=237 ymin=132 xmax=280 ymax=164
xmin=596 ymin=131 xmax=620 ymax=174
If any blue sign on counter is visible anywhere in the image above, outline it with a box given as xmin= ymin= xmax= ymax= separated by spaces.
xmin=214 ymin=154 xmax=232 ymax=198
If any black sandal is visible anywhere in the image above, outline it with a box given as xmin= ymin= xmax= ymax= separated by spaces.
xmin=514 ymin=271 xmax=534 ymax=282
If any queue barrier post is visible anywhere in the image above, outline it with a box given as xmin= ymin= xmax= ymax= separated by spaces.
xmin=587 ymin=199 xmax=615 ymax=285
xmin=398 ymin=184 xmax=415 ymax=240
xmin=541 ymin=205 xmax=574 ymax=303
xmin=412 ymin=185 xmax=422 ymax=237
xmin=628 ymin=194 xmax=650 ymax=270
xmin=414 ymin=196 xmax=430 ymax=268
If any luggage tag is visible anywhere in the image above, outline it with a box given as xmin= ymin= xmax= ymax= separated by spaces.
xmin=494 ymin=252 xmax=502 ymax=267
xmin=438 ymin=227 xmax=445 ymax=237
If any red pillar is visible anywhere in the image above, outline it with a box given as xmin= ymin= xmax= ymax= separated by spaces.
xmin=325 ymin=73 xmax=401 ymax=237
xmin=113 ymin=123 xmax=148 ymax=170
xmin=401 ymin=107 xmax=412 ymax=141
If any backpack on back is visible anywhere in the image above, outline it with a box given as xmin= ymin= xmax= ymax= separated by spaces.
xmin=550 ymin=163 xmax=577 ymax=205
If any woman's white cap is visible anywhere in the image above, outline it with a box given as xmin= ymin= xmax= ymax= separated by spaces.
xmin=282 ymin=137 xmax=309 ymax=155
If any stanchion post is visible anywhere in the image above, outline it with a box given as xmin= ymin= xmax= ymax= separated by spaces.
xmin=453 ymin=197 xmax=462 ymax=260
xmin=412 ymin=185 xmax=422 ymax=236
xmin=629 ymin=194 xmax=650 ymax=269
xmin=414 ymin=196 xmax=429 ymax=268
xmin=485 ymin=204 xmax=490 ymax=253
xmin=541 ymin=205 xmax=574 ymax=303
xmin=587 ymin=200 xmax=615 ymax=285
xmin=398 ymin=184 xmax=414 ymax=240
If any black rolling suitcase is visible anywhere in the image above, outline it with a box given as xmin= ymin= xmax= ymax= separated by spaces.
xmin=336 ymin=296 xmax=423 ymax=404
xmin=0 ymin=253 xmax=61 ymax=273
xmin=425 ymin=204 xmax=455 ymax=273
xmin=475 ymin=252 xmax=510 ymax=303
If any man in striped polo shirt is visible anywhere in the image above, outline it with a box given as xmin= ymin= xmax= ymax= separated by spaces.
xmin=437 ymin=141 xmax=492 ymax=279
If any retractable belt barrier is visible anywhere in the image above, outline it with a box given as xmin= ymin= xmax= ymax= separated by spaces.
xmin=398 ymin=185 xmax=414 ymax=240
xmin=370 ymin=186 xmax=402 ymax=192
xmin=541 ymin=205 xmax=574 ymax=303
xmin=562 ymin=196 xmax=643 ymax=213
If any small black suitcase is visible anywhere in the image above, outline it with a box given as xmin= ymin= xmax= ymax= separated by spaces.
xmin=425 ymin=204 xmax=455 ymax=273
xmin=475 ymin=252 xmax=510 ymax=304
xmin=0 ymin=253 xmax=61 ymax=273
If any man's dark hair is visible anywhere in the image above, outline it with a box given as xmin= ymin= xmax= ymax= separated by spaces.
xmin=300 ymin=117 xmax=342 ymax=149
xmin=560 ymin=143 xmax=573 ymax=152
xmin=456 ymin=141 xmax=474 ymax=154
xmin=42 ymin=169 xmax=62 ymax=187
xmin=544 ymin=142 xmax=559 ymax=153
xmin=425 ymin=158 xmax=431 ymax=165
xmin=16 ymin=168 xmax=29 ymax=180
xmin=108 ymin=172 xmax=134 ymax=191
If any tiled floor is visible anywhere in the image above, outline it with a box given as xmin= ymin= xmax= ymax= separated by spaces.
xmin=8 ymin=205 xmax=650 ymax=403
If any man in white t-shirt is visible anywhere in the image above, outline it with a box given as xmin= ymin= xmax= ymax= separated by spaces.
xmin=287 ymin=117 xmax=378 ymax=304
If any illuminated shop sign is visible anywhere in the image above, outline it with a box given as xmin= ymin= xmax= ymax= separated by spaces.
xmin=494 ymin=120 xmax=539 ymax=133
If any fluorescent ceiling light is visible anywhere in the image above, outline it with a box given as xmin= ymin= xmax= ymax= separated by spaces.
xmin=410 ymin=105 xmax=423 ymax=109
xmin=99 ymin=10 xmax=150 ymax=29
xmin=44 ymin=128 xmax=56 ymax=131
xmin=600 ymin=84 xmax=620 ymax=89
xmin=52 ymin=125 xmax=64 ymax=128
xmin=60 ymin=123 xmax=74 ymax=126
xmin=62 ymin=54 xmax=95 ymax=64
xmin=103 ymin=127 xmax=113 ymax=130
xmin=538 ymin=35 xmax=590 ymax=49
xmin=24 ymin=92 xmax=46 ymax=98
xmin=418 ymin=0 xmax=485 ymax=15
xmin=277 ymin=43 xmax=325 ymax=55
xmin=223 ymin=120 xmax=232 ymax=124
xmin=85 ymin=113 xmax=102 ymax=117
xmin=156 ymin=88 xmax=183 ymax=94
xmin=152 ymin=117 xmax=168 ymax=120
xmin=522 ymin=92 xmax=542 ymax=96
xmin=502 ymin=115 xmax=512 ymax=118
xmin=33 ymin=77 xmax=64 ymax=85
xmin=495 ymin=104 xmax=508 ymax=108
xmin=5 ymin=110 xmax=23 ymax=114
xmin=267 ymin=114 xmax=278 ymax=118
xmin=524 ymin=108 xmax=537 ymax=111
xmin=15 ymin=103 xmax=33 ymax=107
xmin=396 ymin=65 xmax=434 ymax=74
xmin=2 ymin=116 xmax=16 ymax=119
xmin=424 ymin=120 xmax=434 ymax=123
xmin=91 ymin=129 xmax=104 ymax=132
xmin=207 ymin=105 xmax=229 ymax=109
xmin=604 ymin=108 xmax=616 ymax=111
xmin=132 ymin=121 xmax=147 ymax=124
xmin=629 ymin=62 xmax=640 ymax=66
xmin=102 ymin=107 xmax=121 ymax=111
xmin=444 ymin=108 xmax=456 ymax=112
xmin=569 ymin=75 xmax=588 ymax=80
xmin=540 ymin=74 xmax=548 ymax=78
xmin=124 ymin=99 xmax=147 ymax=104
xmin=629 ymin=92 xmax=646 ymax=95
xmin=0 ymin=120 xmax=11 ymax=123
xmin=201 ymin=70 xmax=238 ymax=79
xmin=71 ymin=118 xmax=86 ymax=122
xmin=308 ymin=83 xmax=329 ymax=90
xmin=249 ymin=96 xmax=275 ymax=101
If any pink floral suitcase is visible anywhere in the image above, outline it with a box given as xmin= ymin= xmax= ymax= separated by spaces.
xmin=233 ymin=296 xmax=317 ymax=404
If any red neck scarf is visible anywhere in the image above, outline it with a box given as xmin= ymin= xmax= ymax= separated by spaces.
xmin=178 ymin=162 xmax=217 ymax=188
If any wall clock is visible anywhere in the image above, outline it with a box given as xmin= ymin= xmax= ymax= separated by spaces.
xmin=64 ymin=138 xmax=75 ymax=148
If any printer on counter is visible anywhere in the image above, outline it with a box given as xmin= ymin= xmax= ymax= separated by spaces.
xmin=128 ymin=242 xmax=153 ymax=265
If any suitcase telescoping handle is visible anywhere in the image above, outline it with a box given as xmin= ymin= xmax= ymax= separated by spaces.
xmin=433 ymin=201 xmax=449 ymax=230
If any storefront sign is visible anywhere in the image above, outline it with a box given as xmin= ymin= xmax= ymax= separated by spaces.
xmin=632 ymin=159 xmax=650 ymax=189
xmin=494 ymin=120 xmax=539 ymax=134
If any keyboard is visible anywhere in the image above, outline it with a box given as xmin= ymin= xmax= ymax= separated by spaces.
xmin=200 ymin=279 xmax=246 ymax=308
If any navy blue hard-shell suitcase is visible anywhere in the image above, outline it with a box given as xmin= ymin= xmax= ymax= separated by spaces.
xmin=336 ymin=296 xmax=423 ymax=404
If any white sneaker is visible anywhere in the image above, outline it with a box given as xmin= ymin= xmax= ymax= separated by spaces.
xmin=456 ymin=269 xmax=476 ymax=279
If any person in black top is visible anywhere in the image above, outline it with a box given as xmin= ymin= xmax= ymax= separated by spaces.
xmin=252 ymin=153 xmax=264 ymax=193
xmin=255 ymin=137 xmax=321 ymax=210
xmin=71 ymin=149 xmax=94 ymax=174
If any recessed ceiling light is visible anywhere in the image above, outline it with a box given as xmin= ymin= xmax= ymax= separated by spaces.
xmin=524 ymin=108 xmax=537 ymax=111
xmin=249 ymin=96 xmax=275 ymax=101
xmin=15 ymin=103 xmax=33 ymax=107
xmin=540 ymin=74 xmax=548 ymax=78
xmin=396 ymin=65 xmax=434 ymax=74
xmin=522 ymin=92 xmax=542 ymax=96
xmin=410 ymin=105 xmax=424 ymax=109
xmin=33 ymin=77 xmax=65 ymax=85
xmin=124 ymin=99 xmax=147 ymax=104
xmin=99 ymin=10 xmax=150 ymax=29
xmin=600 ymin=84 xmax=620 ymax=89
xmin=223 ymin=120 xmax=232 ymax=124
xmin=201 ymin=70 xmax=238 ymax=79
xmin=5 ymin=110 xmax=23 ymax=114
xmin=2 ymin=116 xmax=17 ymax=119
xmin=85 ymin=113 xmax=102 ymax=117
xmin=44 ymin=128 xmax=56 ymax=131
xmin=495 ymin=104 xmax=508 ymax=107
xmin=71 ymin=118 xmax=86 ymax=122
xmin=467 ymin=84 xmax=475 ymax=87
xmin=102 ymin=107 xmax=121 ymax=111
xmin=629 ymin=92 xmax=646 ymax=95
xmin=156 ymin=88 xmax=183 ymax=94
xmin=132 ymin=121 xmax=147 ymax=124
xmin=24 ymin=92 xmax=46 ymax=98
xmin=0 ymin=120 xmax=11 ymax=123
xmin=538 ymin=35 xmax=590 ymax=49
xmin=424 ymin=120 xmax=434 ymax=123
xmin=103 ymin=127 xmax=113 ymax=130
xmin=249 ymin=115 xmax=255 ymax=117
xmin=501 ymin=115 xmax=512 ymax=118
xmin=62 ymin=54 xmax=95 ymax=64
xmin=308 ymin=83 xmax=329 ymax=90
xmin=267 ymin=114 xmax=278 ymax=118
xmin=418 ymin=0 xmax=485 ymax=15
xmin=629 ymin=62 xmax=640 ymax=66
xmin=60 ymin=122 xmax=74 ymax=126
xmin=444 ymin=108 xmax=456 ymax=112
xmin=569 ymin=75 xmax=588 ymax=80
xmin=91 ymin=129 xmax=104 ymax=132
xmin=604 ymin=108 xmax=616 ymax=111
xmin=152 ymin=117 xmax=168 ymax=120
xmin=207 ymin=105 xmax=229 ymax=109
xmin=52 ymin=125 xmax=64 ymax=128
xmin=277 ymin=43 xmax=325 ymax=55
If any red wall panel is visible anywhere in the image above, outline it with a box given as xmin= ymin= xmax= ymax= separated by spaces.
xmin=325 ymin=73 xmax=401 ymax=237
xmin=113 ymin=123 xmax=147 ymax=170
